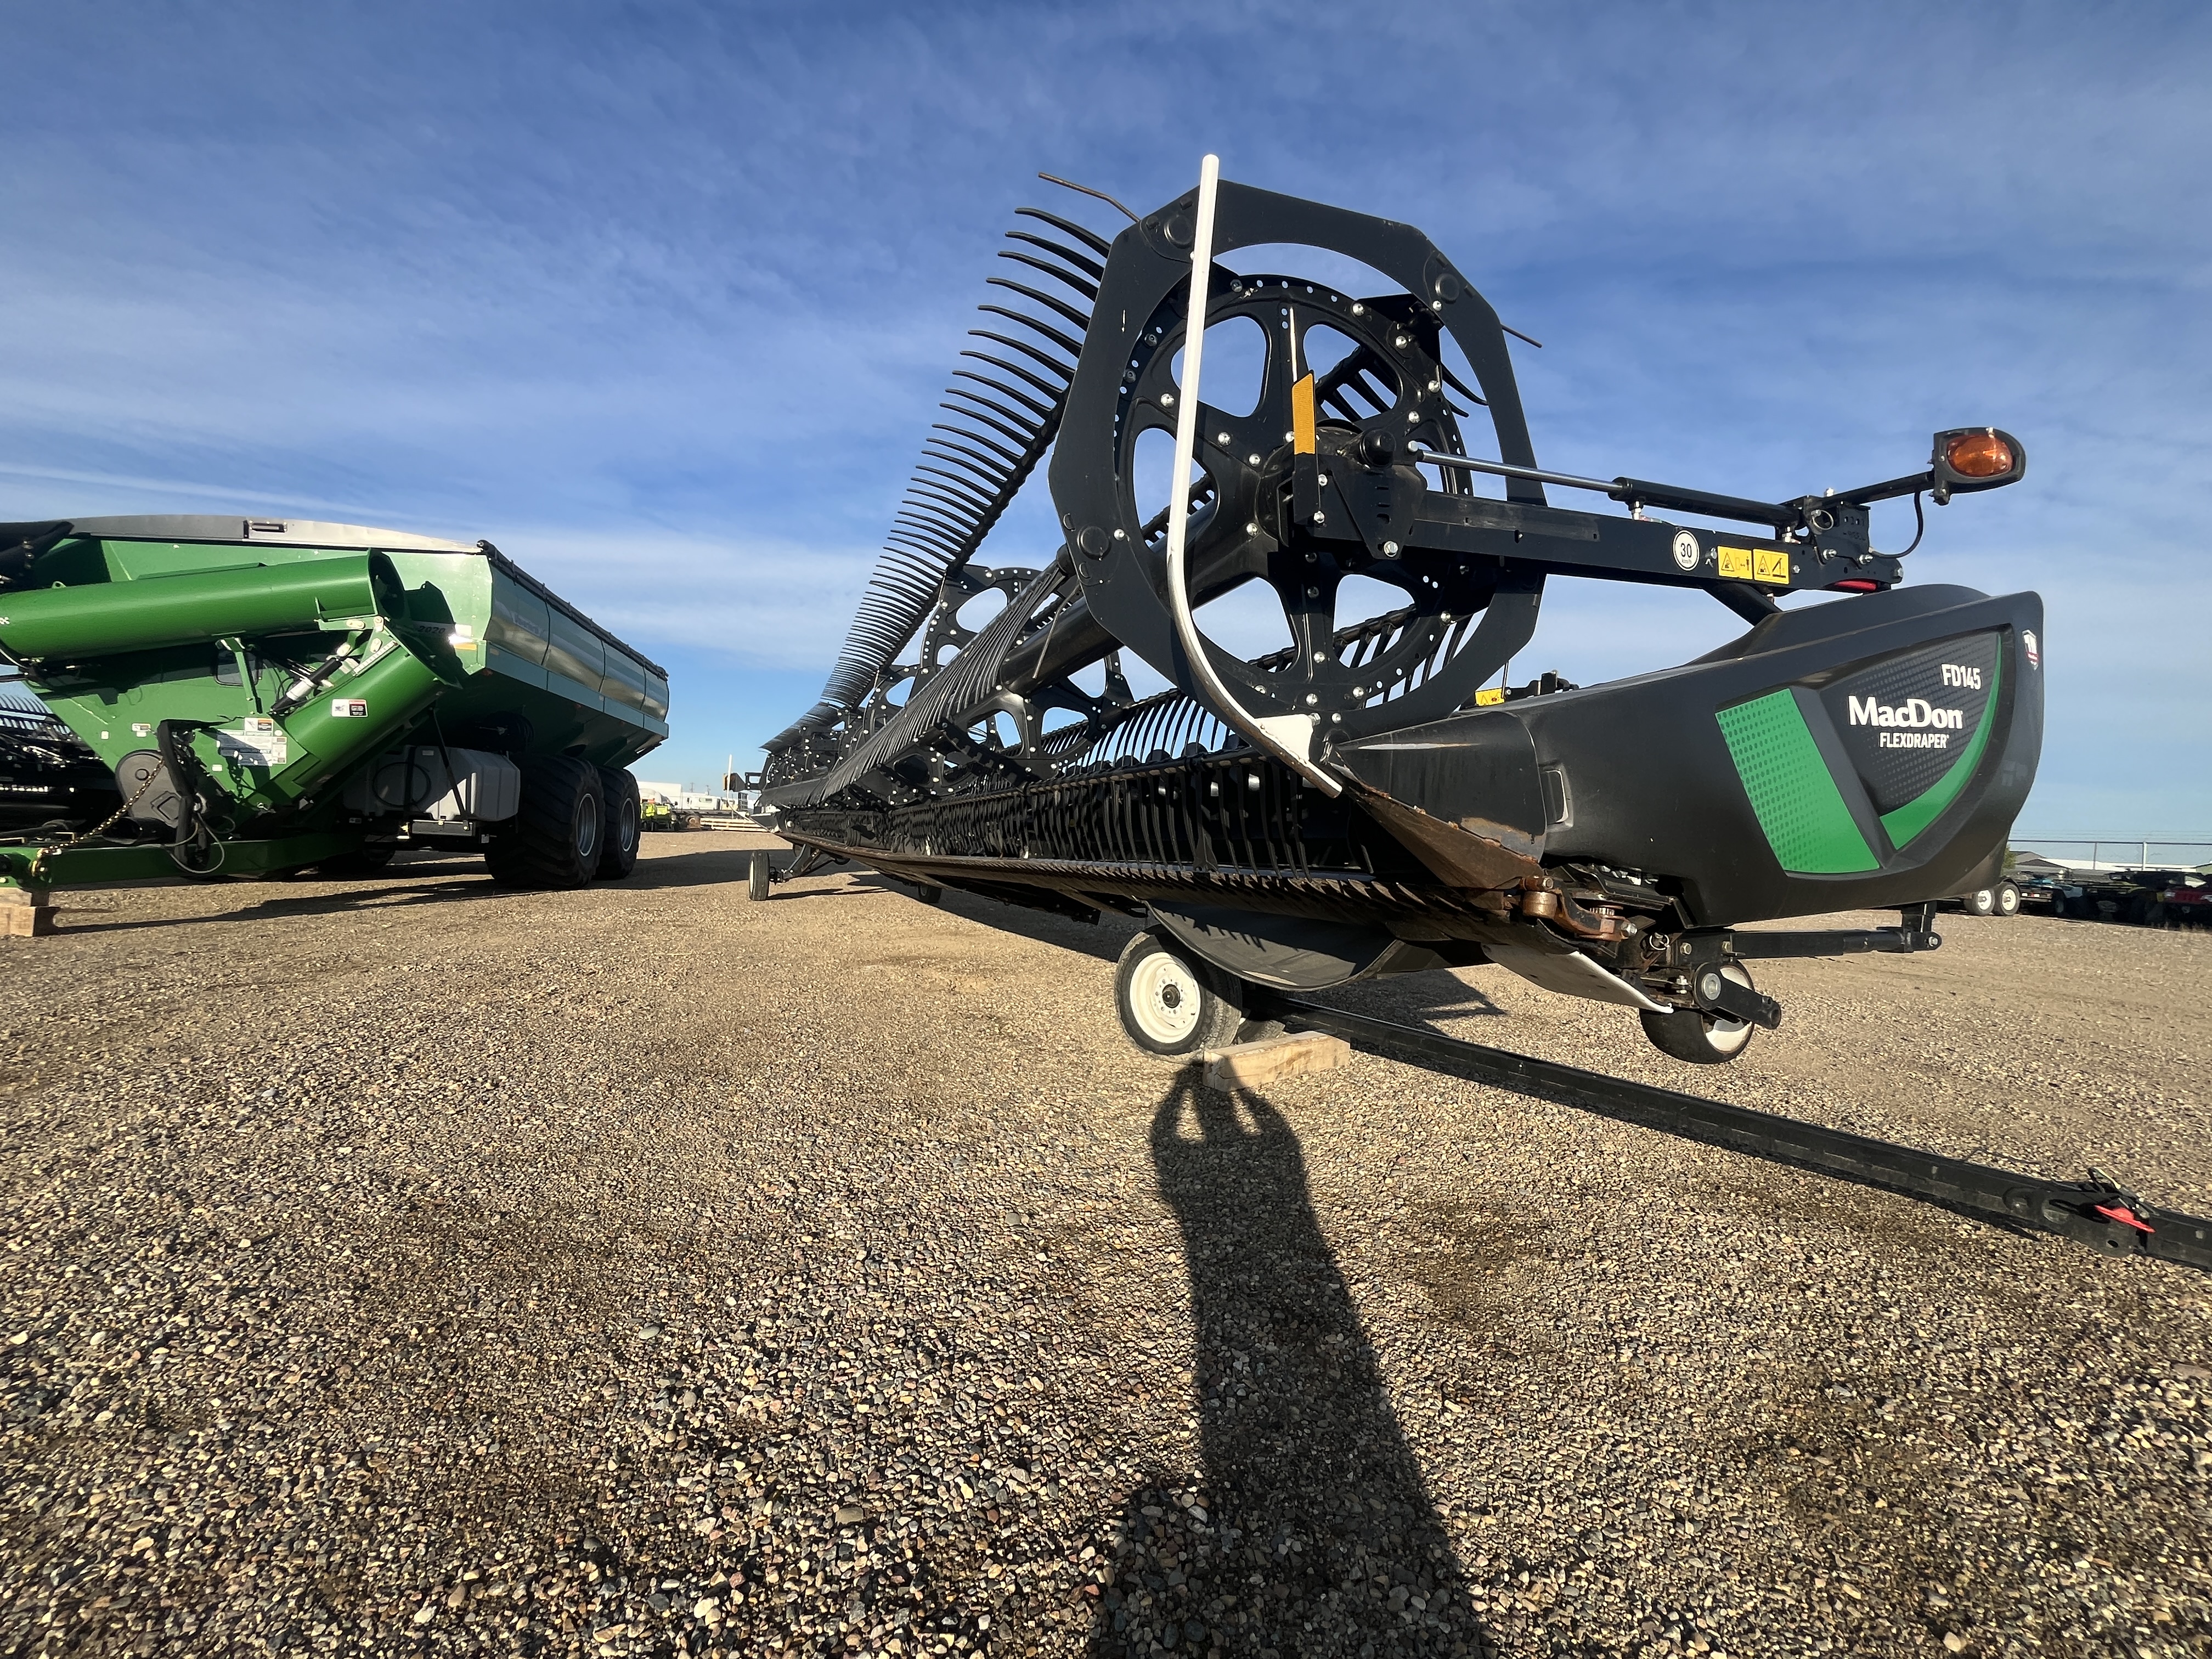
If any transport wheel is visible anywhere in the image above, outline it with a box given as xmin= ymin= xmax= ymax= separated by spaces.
xmin=1639 ymin=963 xmax=1758 ymax=1065
xmin=1115 ymin=929 xmax=1244 ymax=1058
xmin=594 ymin=767 xmax=641 ymax=881
xmin=1962 ymin=887 xmax=1997 ymax=917
xmin=486 ymin=755 xmax=605 ymax=889
xmin=1995 ymin=881 xmax=2021 ymax=918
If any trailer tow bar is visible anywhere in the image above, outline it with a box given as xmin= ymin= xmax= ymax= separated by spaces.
xmin=1272 ymin=997 xmax=2212 ymax=1275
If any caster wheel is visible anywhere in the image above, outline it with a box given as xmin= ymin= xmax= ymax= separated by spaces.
xmin=1639 ymin=962 xmax=1758 ymax=1065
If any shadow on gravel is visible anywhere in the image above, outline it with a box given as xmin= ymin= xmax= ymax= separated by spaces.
xmin=1311 ymin=974 xmax=1506 ymax=1031
xmin=55 ymin=844 xmax=787 ymax=933
xmin=1089 ymin=1073 xmax=1488 ymax=1658
xmin=54 ymin=877 xmax=510 ymax=932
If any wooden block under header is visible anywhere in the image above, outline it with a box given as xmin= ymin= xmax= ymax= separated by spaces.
xmin=1 ymin=896 xmax=55 ymax=938
xmin=1201 ymin=1030 xmax=1353 ymax=1092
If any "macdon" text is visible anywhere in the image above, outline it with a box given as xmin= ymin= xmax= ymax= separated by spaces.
xmin=1848 ymin=696 xmax=1965 ymax=730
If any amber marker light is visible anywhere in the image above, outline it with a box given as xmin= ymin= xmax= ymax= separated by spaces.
xmin=1944 ymin=428 xmax=2015 ymax=479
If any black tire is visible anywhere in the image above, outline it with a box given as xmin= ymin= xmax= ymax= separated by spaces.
xmin=316 ymin=845 xmax=397 ymax=877
xmin=1639 ymin=962 xmax=1758 ymax=1065
xmin=1995 ymin=881 xmax=2021 ymax=918
xmin=486 ymin=755 xmax=605 ymax=889
xmin=1962 ymin=887 xmax=1997 ymax=918
xmin=1114 ymin=929 xmax=1245 ymax=1057
xmin=594 ymin=767 xmax=640 ymax=880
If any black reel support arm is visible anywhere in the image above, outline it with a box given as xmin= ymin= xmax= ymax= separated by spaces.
xmin=1414 ymin=425 xmax=2028 ymax=539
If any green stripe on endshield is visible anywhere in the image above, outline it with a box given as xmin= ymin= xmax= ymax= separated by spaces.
xmin=1716 ymin=690 xmax=1879 ymax=874
xmin=1878 ymin=650 xmax=2002 ymax=850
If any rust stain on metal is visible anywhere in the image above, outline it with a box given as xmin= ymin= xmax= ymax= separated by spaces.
xmin=1336 ymin=775 xmax=1545 ymax=894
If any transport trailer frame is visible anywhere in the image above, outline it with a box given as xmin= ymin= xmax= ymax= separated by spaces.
xmin=1267 ymin=993 xmax=2212 ymax=1276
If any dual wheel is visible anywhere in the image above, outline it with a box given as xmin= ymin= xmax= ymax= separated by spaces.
xmin=486 ymin=756 xmax=641 ymax=889
xmin=1961 ymin=881 xmax=2021 ymax=918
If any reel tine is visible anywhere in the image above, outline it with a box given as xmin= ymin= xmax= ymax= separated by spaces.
xmin=921 ymin=441 xmax=1012 ymax=490
xmin=929 ymin=424 xmax=1024 ymax=472
xmin=940 ymin=387 xmax=1039 ymax=436
xmin=891 ymin=518 xmax=971 ymax=555
xmin=906 ymin=469 xmax=993 ymax=510
xmin=997 ymin=247 xmax=1099 ymax=301
xmin=1014 ymin=205 xmax=1112 ymax=259
xmin=939 ymin=396 xmax=1037 ymax=450
xmin=912 ymin=464 xmax=995 ymax=506
xmin=967 ymin=328 xmax=1076 ymax=385
xmin=906 ymin=483 xmax=989 ymax=524
xmin=890 ymin=516 xmax=968 ymax=551
xmin=881 ymin=532 xmax=957 ymax=564
xmin=924 ymin=429 xmax=1017 ymax=473
xmin=904 ymin=470 xmax=986 ymax=507
xmin=801 ymin=201 xmax=1100 ymax=719
xmin=977 ymin=302 xmax=1084 ymax=362
xmin=882 ymin=538 xmax=957 ymax=570
xmin=901 ymin=507 xmax=985 ymax=545
xmin=1004 ymin=229 xmax=1106 ymax=285
xmin=886 ymin=538 xmax=964 ymax=571
xmin=983 ymin=277 xmax=1091 ymax=336
xmin=950 ymin=370 xmax=1052 ymax=421
xmin=1439 ymin=362 xmax=1487 ymax=405
xmin=875 ymin=550 xmax=949 ymax=586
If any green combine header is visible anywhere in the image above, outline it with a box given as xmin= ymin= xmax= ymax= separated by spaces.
xmin=0 ymin=515 xmax=668 ymax=931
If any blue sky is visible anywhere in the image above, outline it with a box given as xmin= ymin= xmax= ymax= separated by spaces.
xmin=4 ymin=2 xmax=2207 ymax=837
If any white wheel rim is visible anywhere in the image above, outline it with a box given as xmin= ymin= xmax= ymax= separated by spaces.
xmin=1128 ymin=949 xmax=1206 ymax=1046
xmin=1703 ymin=964 xmax=1754 ymax=1054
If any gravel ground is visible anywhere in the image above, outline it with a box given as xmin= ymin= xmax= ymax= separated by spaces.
xmin=3 ymin=837 xmax=2208 ymax=1659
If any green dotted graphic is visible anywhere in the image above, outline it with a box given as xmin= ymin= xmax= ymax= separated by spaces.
xmin=1716 ymin=690 xmax=1878 ymax=874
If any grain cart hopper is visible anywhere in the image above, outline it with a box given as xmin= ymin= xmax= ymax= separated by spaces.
xmin=0 ymin=515 xmax=668 ymax=927
xmin=758 ymin=163 xmax=2041 ymax=1065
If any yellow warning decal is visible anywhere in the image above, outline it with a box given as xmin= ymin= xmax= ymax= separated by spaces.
xmin=1753 ymin=548 xmax=1791 ymax=585
xmin=1474 ymin=686 xmax=1506 ymax=707
xmin=1291 ymin=374 xmax=1317 ymax=455
xmin=1717 ymin=545 xmax=1753 ymax=580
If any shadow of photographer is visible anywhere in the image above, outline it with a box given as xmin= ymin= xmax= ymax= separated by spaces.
xmin=1090 ymin=1071 xmax=1487 ymax=1658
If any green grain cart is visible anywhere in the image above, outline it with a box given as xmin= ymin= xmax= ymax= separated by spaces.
xmin=0 ymin=515 xmax=668 ymax=928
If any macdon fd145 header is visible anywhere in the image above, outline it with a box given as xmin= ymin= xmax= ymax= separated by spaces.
xmin=757 ymin=162 xmax=2038 ymax=1066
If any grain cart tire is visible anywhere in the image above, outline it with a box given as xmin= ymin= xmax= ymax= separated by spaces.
xmin=1995 ymin=880 xmax=2021 ymax=917
xmin=594 ymin=767 xmax=641 ymax=881
xmin=1115 ymin=928 xmax=1245 ymax=1058
xmin=487 ymin=755 xmax=605 ymax=889
xmin=1639 ymin=963 xmax=1759 ymax=1065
